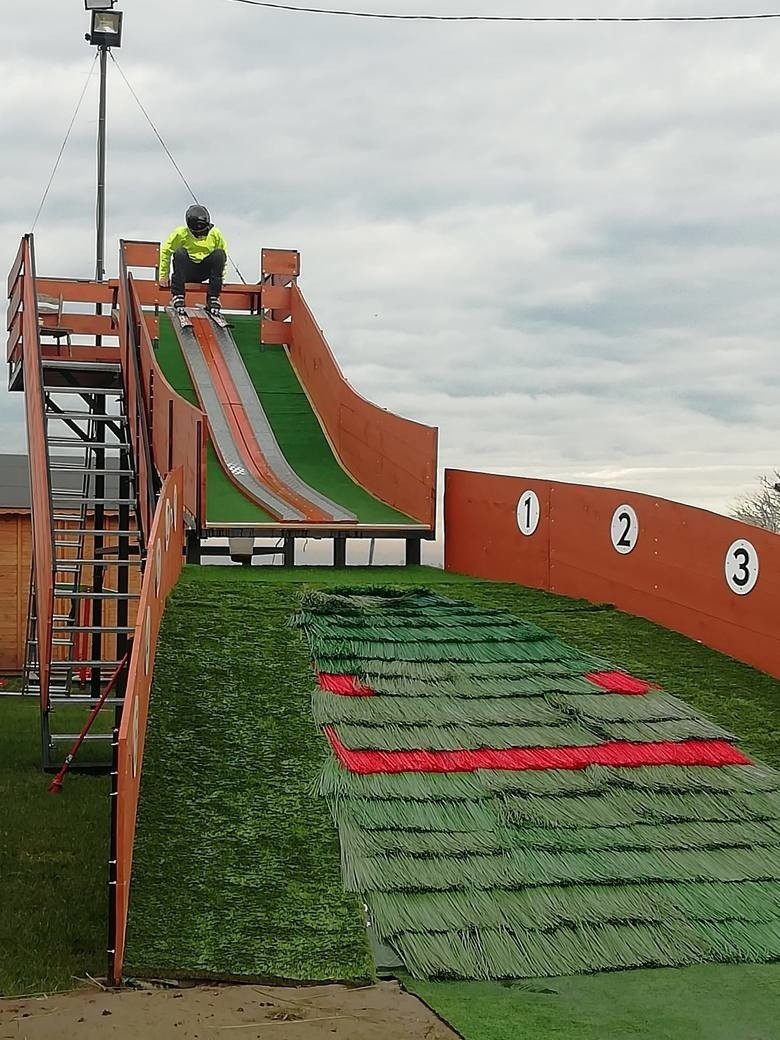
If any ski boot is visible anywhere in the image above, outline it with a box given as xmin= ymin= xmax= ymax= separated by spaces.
xmin=206 ymin=297 xmax=221 ymax=317
xmin=171 ymin=294 xmax=186 ymax=315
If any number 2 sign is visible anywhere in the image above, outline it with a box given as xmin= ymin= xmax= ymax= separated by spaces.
xmin=725 ymin=539 xmax=759 ymax=595
xmin=611 ymin=504 xmax=639 ymax=555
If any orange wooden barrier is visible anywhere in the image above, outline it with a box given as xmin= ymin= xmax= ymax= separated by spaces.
xmin=112 ymin=469 xmax=183 ymax=984
xmin=12 ymin=237 xmax=55 ymax=705
xmin=120 ymin=241 xmax=207 ymax=527
xmin=445 ymin=469 xmax=780 ymax=678
xmin=287 ymin=287 xmax=438 ymax=528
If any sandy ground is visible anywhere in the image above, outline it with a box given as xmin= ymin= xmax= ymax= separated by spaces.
xmin=0 ymin=980 xmax=459 ymax=1040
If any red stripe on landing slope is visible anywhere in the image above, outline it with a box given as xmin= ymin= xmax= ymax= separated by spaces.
xmin=317 ymin=673 xmax=375 ymax=696
xmin=323 ymin=728 xmax=751 ymax=774
xmin=586 ymin=671 xmax=659 ymax=695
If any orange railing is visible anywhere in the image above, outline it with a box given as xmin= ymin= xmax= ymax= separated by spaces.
xmin=8 ymin=236 xmax=54 ymax=706
xmin=118 ymin=249 xmax=156 ymax=541
xmin=445 ymin=469 xmax=780 ymax=678
xmin=120 ymin=241 xmax=208 ymax=528
xmin=111 ymin=468 xmax=183 ymax=984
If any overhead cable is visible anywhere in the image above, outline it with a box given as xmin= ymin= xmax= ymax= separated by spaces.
xmin=110 ymin=54 xmax=247 ymax=283
xmin=31 ymin=53 xmax=99 ymax=232
xmin=224 ymin=1 xmax=780 ymax=23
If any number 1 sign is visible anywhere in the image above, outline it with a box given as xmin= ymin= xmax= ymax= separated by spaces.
xmin=516 ymin=491 xmax=541 ymax=536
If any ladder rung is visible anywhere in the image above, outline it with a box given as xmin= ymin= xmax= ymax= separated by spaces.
xmin=53 ymin=589 xmax=139 ymax=599
xmin=47 ymin=437 xmax=129 ymax=448
xmin=51 ymin=495 xmax=136 ymax=505
xmin=42 ymin=360 xmax=120 ymax=372
xmin=52 ymin=638 xmax=74 ymax=646
xmin=50 ymin=465 xmax=134 ymax=476
xmin=46 ymin=412 xmax=121 ymax=422
xmin=49 ymin=697 xmax=124 ymax=707
xmin=50 ymin=660 xmax=123 ymax=670
xmin=56 ymin=560 xmax=136 ymax=568
xmin=45 ymin=387 xmax=123 ymax=396
xmin=53 ymin=528 xmax=138 ymax=536
xmin=49 ymin=733 xmax=114 ymax=743
xmin=52 ymin=625 xmax=134 ymax=634
xmin=55 ymin=540 xmax=82 ymax=547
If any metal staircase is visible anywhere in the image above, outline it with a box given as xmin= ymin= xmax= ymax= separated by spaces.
xmin=26 ymin=358 xmax=143 ymax=770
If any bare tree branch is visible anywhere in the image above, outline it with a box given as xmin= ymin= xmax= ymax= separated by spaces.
xmin=731 ymin=471 xmax=780 ymax=534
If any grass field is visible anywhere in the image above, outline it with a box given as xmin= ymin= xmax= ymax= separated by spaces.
xmin=2 ymin=564 xmax=779 ymax=1038
xmin=406 ymin=964 xmax=780 ymax=1040
xmin=0 ymin=696 xmax=109 ymax=996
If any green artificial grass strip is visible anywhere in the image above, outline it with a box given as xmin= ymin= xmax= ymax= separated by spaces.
xmin=376 ymin=879 xmax=780 ymax=935
xmin=312 ymin=692 xmax=559 ymax=728
xmin=229 ymin=317 xmax=415 ymax=525
xmin=333 ymin=720 xmax=602 ymax=752
xmin=298 ymin=586 xmax=780 ymax=980
xmin=405 ymin=965 xmax=780 ymax=1040
xmin=0 ymin=699 xmax=109 ymax=997
xmin=124 ymin=573 xmax=373 ymax=982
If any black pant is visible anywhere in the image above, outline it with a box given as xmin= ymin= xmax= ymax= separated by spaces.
xmin=171 ymin=246 xmax=225 ymax=298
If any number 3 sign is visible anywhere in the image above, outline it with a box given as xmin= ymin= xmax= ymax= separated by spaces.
xmin=725 ymin=539 xmax=759 ymax=595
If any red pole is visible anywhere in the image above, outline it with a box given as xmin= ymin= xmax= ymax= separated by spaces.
xmin=48 ymin=652 xmax=129 ymax=794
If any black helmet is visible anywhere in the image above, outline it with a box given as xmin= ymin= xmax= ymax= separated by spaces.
xmin=186 ymin=204 xmax=212 ymax=235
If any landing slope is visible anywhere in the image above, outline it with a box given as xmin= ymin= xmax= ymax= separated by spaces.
xmin=125 ymin=566 xmax=780 ymax=990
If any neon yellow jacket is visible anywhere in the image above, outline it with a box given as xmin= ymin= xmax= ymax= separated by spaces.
xmin=159 ymin=226 xmax=228 ymax=281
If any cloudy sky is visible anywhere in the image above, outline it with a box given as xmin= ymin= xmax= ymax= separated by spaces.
xmin=1 ymin=0 xmax=778 ymax=560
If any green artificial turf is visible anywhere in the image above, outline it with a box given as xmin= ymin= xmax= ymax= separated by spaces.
xmin=0 ymin=697 xmax=109 ymax=996
xmin=296 ymin=587 xmax=780 ymax=979
xmin=5 ymin=561 xmax=780 ymax=1019
xmin=123 ymin=569 xmax=374 ymax=982
xmin=229 ymin=316 xmax=414 ymax=524
xmin=405 ymin=965 xmax=780 ymax=1040
xmin=154 ymin=314 xmax=415 ymax=525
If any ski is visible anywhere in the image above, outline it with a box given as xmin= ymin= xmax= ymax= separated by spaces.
xmin=197 ymin=305 xmax=230 ymax=330
xmin=204 ymin=308 xmax=229 ymax=330
xmin=175 ymin=308 xmax=193 ymax=330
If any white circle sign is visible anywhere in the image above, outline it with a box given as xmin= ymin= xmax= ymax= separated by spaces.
xmin=144 ymin=606 xmax=151 ymax=676
xmin=725 ymin=539 xmax=759 ymax=596
xmin=154 ymin=539 xmax=162 ymax=597
xmin=516 ymin=490 xmax=541 ymax=536
xmin=611 ymin=504 xmax=639 ymax=555
xmin=165 ymin=500 xmax=172 ymax=549
xmin=131 ymin=695 xmax=140 ymax=779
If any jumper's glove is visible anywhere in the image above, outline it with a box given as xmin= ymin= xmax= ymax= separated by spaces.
xmin=160 ymin=279 xmax=169 ymax=289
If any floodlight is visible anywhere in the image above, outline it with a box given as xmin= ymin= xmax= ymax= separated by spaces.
xmin=88 ymin=8 xmax=123 ymax=46
xmin=84 ymin=0 xmax=116 ymax=9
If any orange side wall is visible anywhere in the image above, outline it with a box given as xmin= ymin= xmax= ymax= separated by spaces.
xmin=445 ymin=469 xmax=780 ymax=678
xmin=113 ymin=470 xmax=183 ymax=984
xmin=288 ymin=287 xmax=437 ymax=527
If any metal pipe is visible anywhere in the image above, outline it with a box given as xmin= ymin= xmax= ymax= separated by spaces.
xmin=96 ymin=44 xmax=108 ymax=285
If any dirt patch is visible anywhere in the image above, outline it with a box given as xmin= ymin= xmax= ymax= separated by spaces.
xmin=0 ymin=980 xmax=459 ymax=1040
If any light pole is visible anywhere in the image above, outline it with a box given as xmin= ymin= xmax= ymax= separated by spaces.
xmin=85 ymin=0 xmax=123 ymax=285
